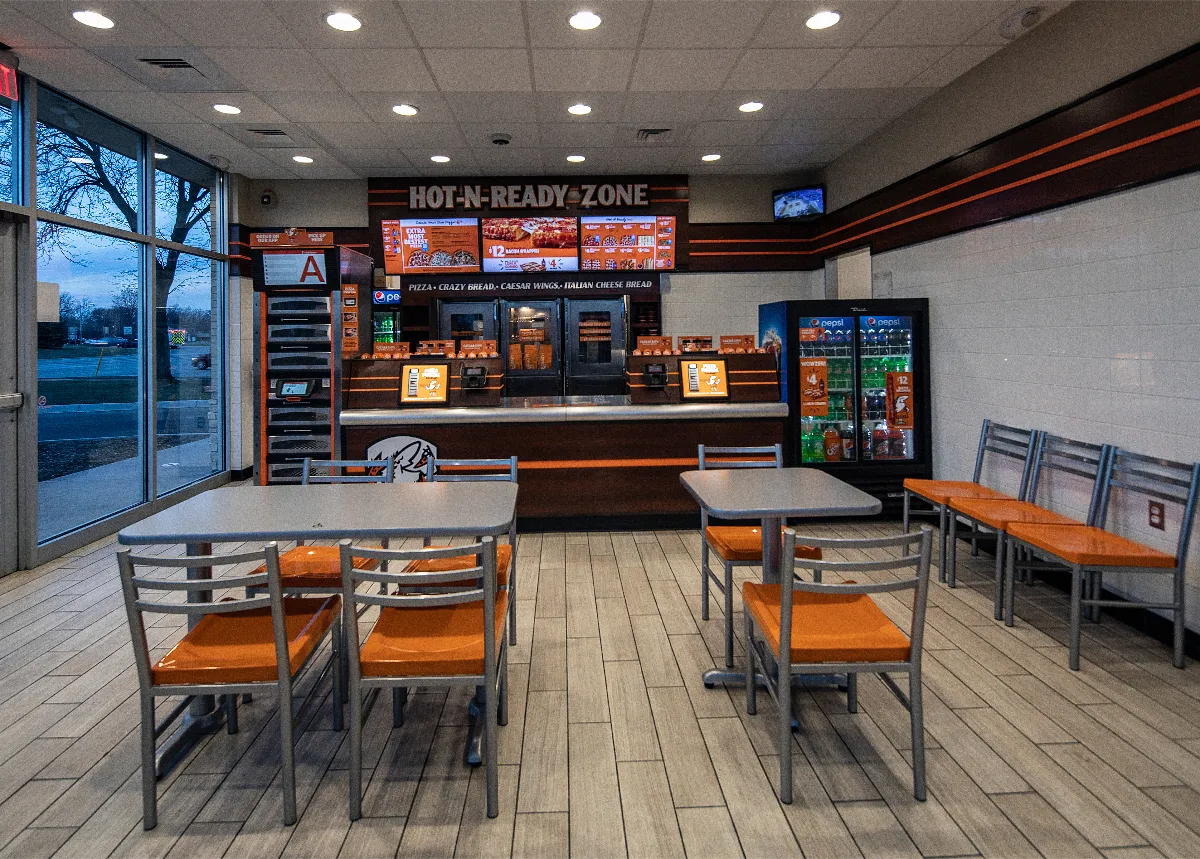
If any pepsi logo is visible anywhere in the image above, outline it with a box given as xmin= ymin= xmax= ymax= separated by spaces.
xmin=867 ymin=317 xmax=876 ymax=326
xmin=374 ymin=291 xmax=385 ymax=301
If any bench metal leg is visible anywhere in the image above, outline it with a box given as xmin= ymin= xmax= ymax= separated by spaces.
xmin=1069 ymin=565 xmax=1083 ymax=671
xmin=993 ymin=530 xmax=1005 ymax=621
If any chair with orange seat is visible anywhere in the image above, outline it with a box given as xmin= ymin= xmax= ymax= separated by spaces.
xmin=118 ymin=543 xmax=342 ymax=830
xmin=902 ymin=420 xmax=1039 ymax=581
xmin=414 ymin=456 xmax=518 ymax=642
xmin=1007 ymin=449 xmax=1199 ymax=669
xmin=744 ymin=527 xmax=933 ymax=802
xmin=339 ymin=537 xmax=507 ymax=819
xmin=947 ymin=433 xmax=1110 ymax=622
xmin=697 ymin=443 xmax=823 ymax=671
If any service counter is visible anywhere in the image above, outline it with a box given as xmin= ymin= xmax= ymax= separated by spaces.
xmin=341 ymin=396 xmax=786 ymax=518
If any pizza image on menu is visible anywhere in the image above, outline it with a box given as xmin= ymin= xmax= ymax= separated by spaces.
xmin=482 ymin=217 xmax=579 ymax=272
xmin=382 ymin=218 xmax=481 ymax=275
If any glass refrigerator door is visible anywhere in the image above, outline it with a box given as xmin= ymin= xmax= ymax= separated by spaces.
xmin=796 ymin=315 xmax=857 ymax=464
xmin=372 ymin=311 xmax=397 ymax=346
xmin=504 ymin=300 xmax=559 ymax=376
xmin=857 ymin=314 xmax=916 ymax=462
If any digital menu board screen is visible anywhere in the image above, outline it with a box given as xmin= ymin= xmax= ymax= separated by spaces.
xmin=580 ymin=215 xmax=675 ymax=271
xmin=482 ymin=217 xmax=578 ymax=273
xmin=382 ymin=218 xmax=481 ymax=275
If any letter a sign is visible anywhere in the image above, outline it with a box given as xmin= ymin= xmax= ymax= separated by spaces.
xmin=262 ymin=250 xmax=329 ymax=286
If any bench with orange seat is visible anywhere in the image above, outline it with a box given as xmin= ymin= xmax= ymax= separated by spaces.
xmin=1006 ymin=449 xmax=1200 ymax=670
xmin=946 ymin=433 xmax=1110 ymax=621
xmin=903 ymin=420 xmax=1038 ymax=581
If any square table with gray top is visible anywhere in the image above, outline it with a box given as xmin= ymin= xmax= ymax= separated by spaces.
xmin=118 ymin=481 xmax=518 ymax=775
xmin=680 ymin=467 xmax=882 ymax=687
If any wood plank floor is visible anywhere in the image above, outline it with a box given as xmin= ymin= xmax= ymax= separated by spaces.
xmin=2 ymin=521 xmax=1199 ymax=858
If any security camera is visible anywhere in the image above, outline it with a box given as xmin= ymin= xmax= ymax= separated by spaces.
xmin=260 ymin=188 xmax=276 ymax=208
xmin=491 ymin=133 xmax=512 ymax=146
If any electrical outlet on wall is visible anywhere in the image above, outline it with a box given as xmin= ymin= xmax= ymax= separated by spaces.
xmin=1148 ymin=500 xmax=1165 ymax=530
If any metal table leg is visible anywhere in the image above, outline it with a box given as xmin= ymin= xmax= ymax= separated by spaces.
xmin=155 ymin=542 xmax=225 ymax=778
xmin=465 ymin=686 xmax=485 ymax=765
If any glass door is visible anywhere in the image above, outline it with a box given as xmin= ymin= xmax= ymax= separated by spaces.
xmin=0 ymin=217 xmax=18 ymax=574
xmin=501 ymin=299 xmax=562 ymax=396
xmin=437 ymin=300 xmax=498 ymax=349
xmin=857 ymin=314 xmax=916 ymax=462
xmin=796 ymin=314 xmax=856 ymax=464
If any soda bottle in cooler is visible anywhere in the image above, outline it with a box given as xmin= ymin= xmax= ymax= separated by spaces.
xmin=824 ymin=425 xmax=841 ymax=462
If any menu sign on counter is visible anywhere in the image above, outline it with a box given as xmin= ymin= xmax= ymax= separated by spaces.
xmin=580 ymin=216 xmax=676 ymax=271
xmin=681 ymin=359 xmax=729 ymax=399
xmin=382 ymin=218 xmax=480 ymax=275
xmin=400 ymin=364 xmax=448 ymax=404
xmin=482 ymin=217 xmax=578 ymax=272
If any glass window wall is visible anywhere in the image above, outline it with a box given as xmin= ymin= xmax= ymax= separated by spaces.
xmin=0 ymin=91 xmax=15 ymax=203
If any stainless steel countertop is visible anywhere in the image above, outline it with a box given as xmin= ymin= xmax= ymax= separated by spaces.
xmin=340 ymin=399 xmax=788 ymax=425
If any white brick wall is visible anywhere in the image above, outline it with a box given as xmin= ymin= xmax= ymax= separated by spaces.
xmin=874 ymin=172 xmax=1200 ymax=628
xmin=661 ymin=271 xmax=821 ymax=338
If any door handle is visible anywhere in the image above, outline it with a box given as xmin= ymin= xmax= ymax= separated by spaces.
xmin=0 ymin=393 xmax=23 ymax=411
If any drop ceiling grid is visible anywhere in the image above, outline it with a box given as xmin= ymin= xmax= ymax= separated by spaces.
xmin=0 ymin=0 xmax=1068 ymax=178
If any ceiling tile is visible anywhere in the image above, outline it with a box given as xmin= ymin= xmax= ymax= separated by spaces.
xmin=425 ymin=49 xmax=532 ymax=91
xmin=265 ymin=1 xmax=415 ymax=48
xmin=704 ymin=91 xmax=795 ymax=122
xmin=534 ymin=92 xmax=627 ymax=124
xmin=623 ymin=92 xmax=715 ymax=126
xmin=629 ymin=50 xmax=740 ymax=91
xmin=332 ymin=148 xmax=416 ymax=171
xmin=163 ymin=92 xmax=288 ymax=124
xmin=752 ymin=2 xmax=895 ymax=48
xmin=316 ymin=49 xmax=437 ymax=92
xmin=815 ymin=47 xmax=950 ymax=89
xmin=531 ymin=50 xmax=635 ymax=92
xmin=301 ymin=122 xmax=399 ymax=149
xmin=758 ymin=118 xmax=849 ymax=146
xmin=0 ymin=2 xmax=76 ymax=48
xmin=687 ymin=121 xmax=773 ymax=147
xmin=964 ymin=1 xmax=1070 ymax=46
xmin=471 ymin=147 xmax=546 ymax=173
xmin=206 ymin=48 xmax=342 ymax=92
xmin=14 ymin=1 xmax=189 ymax=46
xmin=447 ymin=92 xmax=540 ymax=125
xmin=88 ymin=47 xmax=244 ymax=93
xmin=723 ymin=49 xmax=846 ymax=91
xmin=223 ymin=123 xmax=323 ymax=150
xmin=353 ymin=92 xmax=458 ymax=124
xmin=141 ymin=1 xmax=300 ymax=48
xmin=907 ymin=45 xmax=1001 ymax=89
xmin=784 ymin=88 xmax=897 ymax=120
xmin=456 ymin=124 xmax=536 ymax=148
xmin=532 ymin=122 xmax=625 ymax=148
xmin=401 ymin=1 xmax=527 ymax=47
xmin=526 ymin=1 xmax=650 ymax=49
xmin=65 ymin=90 xmax=199 ymax=128
xmin=261 ymin=91 xmax=374 ymax=124
xmin=15 ymin=48 xmax=147 ymax=92
xmin=641 ymin=1 xmax=771 ymax=49
xmin=859 ymin=1 xmax=1016 ymax=46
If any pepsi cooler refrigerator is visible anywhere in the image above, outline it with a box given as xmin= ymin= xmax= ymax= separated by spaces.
xmin=758 ymin=298 xmax=932 ymax=513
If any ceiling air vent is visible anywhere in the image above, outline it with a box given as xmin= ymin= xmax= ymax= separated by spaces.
xmin=139 ymin=57 xmax=198 ymax=71
xmin=636 ymin=128 xmax=673 ymax=143
xmin=251 ymin=129 xmax=290 ymax=138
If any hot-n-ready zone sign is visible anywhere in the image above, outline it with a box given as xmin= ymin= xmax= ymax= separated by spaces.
xmin=408 ymin=182 xmax=650 ymax=211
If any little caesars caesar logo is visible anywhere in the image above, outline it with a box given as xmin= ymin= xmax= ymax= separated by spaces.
xmin=408 ymin=182 xmax=650 ymax=210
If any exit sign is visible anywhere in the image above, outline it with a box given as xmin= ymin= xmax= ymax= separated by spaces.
xmin=0 ymin=62 xmax=16 ymax=102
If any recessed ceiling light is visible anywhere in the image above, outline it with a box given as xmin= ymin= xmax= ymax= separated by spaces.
xmin=68 ymin=157 xmax=90 ymax=164
xmin=739 ymin=101 xmax=763 ymax=113
xmin=430 ymin=155 xmax=450 ymax=163
xmin=325 ymin=11 xmax=361 ymax=31
xmin=72 ymin=10 xmax=114 ymax=29
xmin=805 ymin=10 xmax=840 ymax=29
xmin=293 ymin=155 xmax=314 ymax=164
xmin=701 ymin=153 xmax=721 ymax=162
xmin=154 ymin=152 xmax=168 ymax=160
xmin=569 ymin=10 xmax=602 ymax=30
xmin=392 ymin=103 xmax=419 ymax=116
xmin=567 ymin=103 xmax=592 ymax=116
xmin=212 ymin=104 xmax=241 ymax=115
xmin=567 ymin=155 xmax=586 ymax=163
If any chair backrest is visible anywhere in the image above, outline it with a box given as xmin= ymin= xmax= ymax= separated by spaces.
xmin=778 ymin=528 xmax=933 ymax=670
xmin=338 ymin=538 xmax=500 ymax=678
xmin=973 ymin=421 xmax=1040 ymax=498
xmin=1027 ymin=434 xmax=1112 ymax=524
xmin=425 ymin=456 xmax=518 ymax=483
xmin=697 ymin=443 xmax=783 ymax=470
xmin=1098 ymin=450 xmax=1200 ymax=566
xmin=117 ymin=544 xmax=288 ymax=690
xmin=302 ymin=458 xmax=394 ymax=484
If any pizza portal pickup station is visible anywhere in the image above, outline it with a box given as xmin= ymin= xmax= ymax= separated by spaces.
xmin=250 ymin=174 xmax=790 ymax=517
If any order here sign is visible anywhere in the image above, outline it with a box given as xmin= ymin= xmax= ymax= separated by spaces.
xmin=262 ymin=251 xmax=327 ymax=286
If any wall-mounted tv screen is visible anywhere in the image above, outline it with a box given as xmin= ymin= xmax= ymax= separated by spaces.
xmin=773 ymin=186 xmax=825 ymax=220
xmin=482 ymin=217 xmax=579 ymax=273
xmin=382 ymin=218 xmax=481 ymax=275
xmin=580 ymin=215 xmax=675 ymax=271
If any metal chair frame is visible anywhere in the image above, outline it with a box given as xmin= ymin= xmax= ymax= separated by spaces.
xmin=745 ymin=527 xmax=933 ymax=803
xmin=902 ymin=420 xmax=1039 ymax=581
xmin=948 ymin=434 xmax=1110 ymax=623
xmin=424 ymin=456 xmax=519 ymax=643
xmin=697 ymin=443 xmax=784 ymax=670
xmin=340 ymin=538 xmax=507 ymax=819
xmin=1007 ymin=450 xmax=1199 ymax=669
xmin=118 ymin=544 xmax=342 ymax=830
